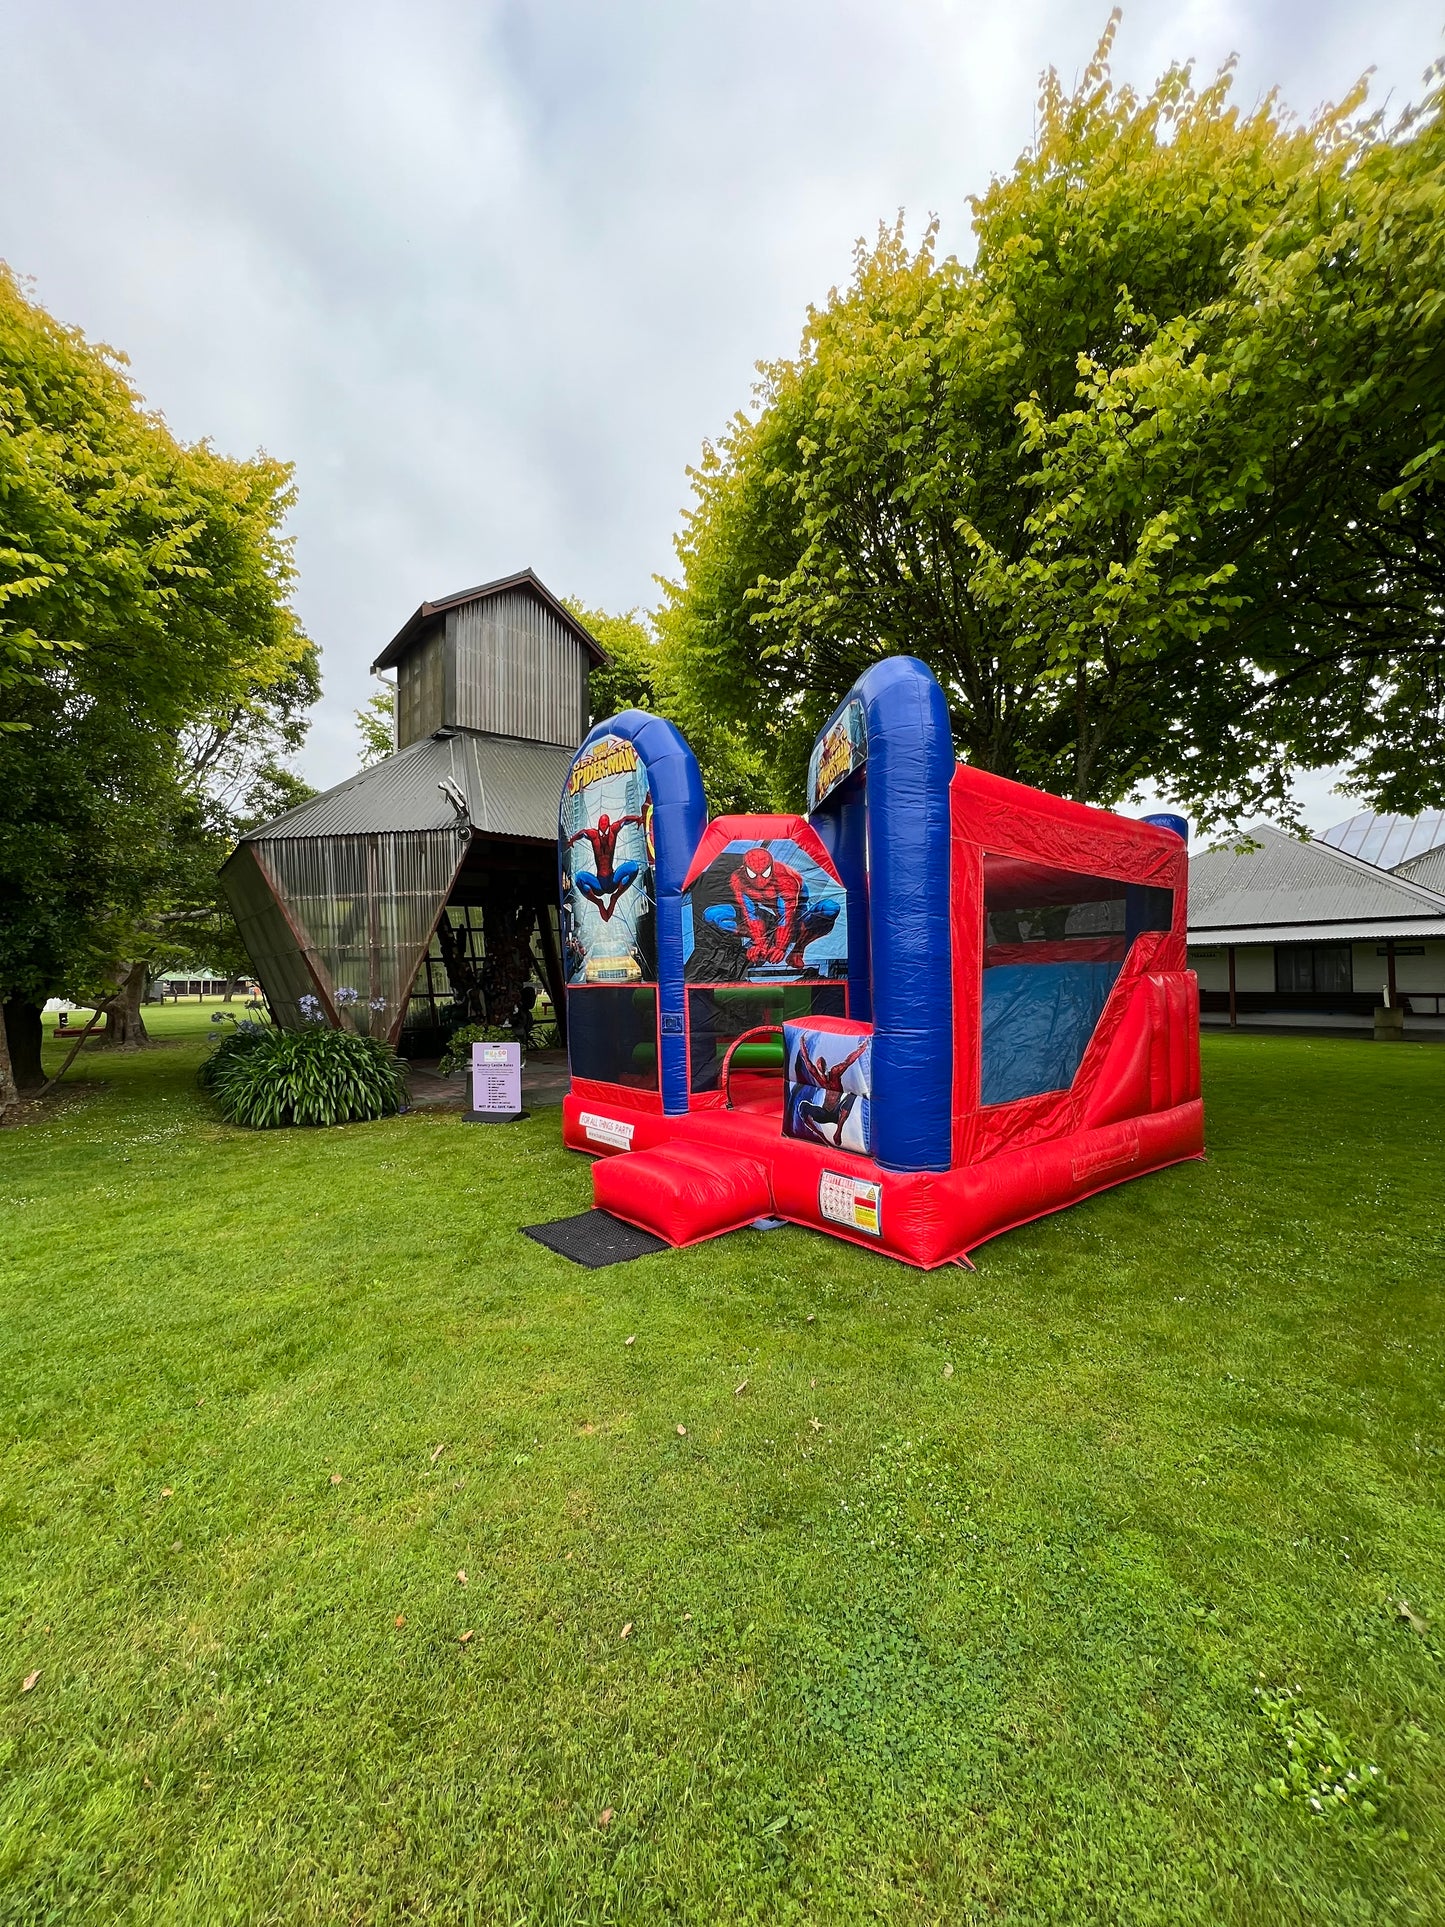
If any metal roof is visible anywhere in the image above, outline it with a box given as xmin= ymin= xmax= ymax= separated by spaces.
xmin=1189 ymin=918 xmax=1445 ymax=947
xmin=370 ymin=568 xmax=608 ymax=674
xmin=1318 ymin=809 xmax=1445 ymax=871
xmin=1187 ymin=821 xmax=1445 ymax=941
xmin=1396 ymin=845 xmax=1445 ymax=895
xmin=240 ymin=729 xmax=573 ymax=843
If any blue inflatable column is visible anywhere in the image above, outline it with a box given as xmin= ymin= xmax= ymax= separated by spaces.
xmin=1141 ymin=812 xmax=1188 ymax=843
xmin=811 ymin=659 xmax=956 ymax=1172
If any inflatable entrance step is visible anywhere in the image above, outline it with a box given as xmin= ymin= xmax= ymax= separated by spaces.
xmin=593 ymin=1141 xmax=774 ymax=1248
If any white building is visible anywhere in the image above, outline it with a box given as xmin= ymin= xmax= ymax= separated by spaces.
xmin=1187 ymin=811 xmax=1445 ymax=1033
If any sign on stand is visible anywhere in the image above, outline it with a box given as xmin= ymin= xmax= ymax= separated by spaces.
xmin=464 ymin=1040 xmax=525 ymax=1124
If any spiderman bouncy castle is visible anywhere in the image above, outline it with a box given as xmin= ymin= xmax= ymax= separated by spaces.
xmin=557 ymin=657 xmax=1202 ymax=1269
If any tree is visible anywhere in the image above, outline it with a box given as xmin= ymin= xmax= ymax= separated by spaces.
xmin=0 ymin=980 xmax=14 ymax=1111
xmin=0 ymin=264 xmax=313 ymax=1089
xmin=125 ymin=718 xmax=320 ymax=1021
xmin=78 ymin=647 xmax=322 ymax=1045
xmin=0 ymin=629 xmax=74 ymax=732
xmin=355 ymin=684 xmax=394 ymax=766
xmin=560 ymin=599 xmax=659 ymax=723
xmin=659 ymin=19 xmax=1445 ymax=829
xmin=566 ymin=597 xmax=776 ymax=813
xmin=160 ymin=664 xmax=319 ymax=991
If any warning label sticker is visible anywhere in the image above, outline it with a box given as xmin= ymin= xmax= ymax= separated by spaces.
xmin=580 ymin=1111 xmax=635 ymax=1150
xmin=819 ymin=1170 xmax=882 ymax=1238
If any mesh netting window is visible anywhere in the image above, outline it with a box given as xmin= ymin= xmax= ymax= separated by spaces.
xmin=687 ymin=983 xmax=846 ymax=1092
xmin=256 ymin=831 xmax=461 ymax=1037
xmin=567 ymin=986 xmax=658 ymax=1088
xmin=981 ymin=856 xmax=1172 ymax=1105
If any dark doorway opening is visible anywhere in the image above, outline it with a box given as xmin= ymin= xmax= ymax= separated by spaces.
xmin=400 ymin=836 xmax=566 ymax=1057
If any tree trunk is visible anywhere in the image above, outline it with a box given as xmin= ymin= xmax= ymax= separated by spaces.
xmin=97 ymin=963 xmax=151 ymax=1050
xmin=3 ymin=998 xmax=45 ymax=1092
xmin=482 ymin=889 xmax=537 ymax=1033
xmin=436 ymin=914 xmax=486 ymax=1025
xmin=0 ymin=999 xmax=17 ymax=1112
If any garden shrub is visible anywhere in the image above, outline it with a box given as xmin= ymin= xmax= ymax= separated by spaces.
xmin=196 ymin=1018 xmax=272 ymax=1090
xmin=438 ymin=1022 xmax=515 ymax=1076
xmin=437 ymin=1006 xmax=559 ymax=1073
xmin=207 ymin=1025 xmax=407 ymax=1127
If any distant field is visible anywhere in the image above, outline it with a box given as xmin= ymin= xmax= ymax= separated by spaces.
xmin=48 ymin=999 xmax=258 ymax=1045
xmin=2 ymin=1031 xmax=1443 ymax=1923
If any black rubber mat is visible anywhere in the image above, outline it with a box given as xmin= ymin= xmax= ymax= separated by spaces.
xmin=521 ymin=1209 xmax=671 ymax=1268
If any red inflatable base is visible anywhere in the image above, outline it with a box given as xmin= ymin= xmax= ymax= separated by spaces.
xmin=565 ymin=1091 xmax=1204 ymax=1269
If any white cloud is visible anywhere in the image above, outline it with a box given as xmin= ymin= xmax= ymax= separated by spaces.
xmin=3 ymin=0 xmax=1439 ymax=789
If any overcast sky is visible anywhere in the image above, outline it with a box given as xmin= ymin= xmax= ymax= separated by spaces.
xmin=3 ymin=0 xmax=1440 ymax=825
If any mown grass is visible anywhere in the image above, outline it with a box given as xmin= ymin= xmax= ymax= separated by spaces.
xmin=2 ymin=1017 xmax=1443 ymax=1924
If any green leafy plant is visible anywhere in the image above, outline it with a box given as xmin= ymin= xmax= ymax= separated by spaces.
xmin=196 ymin=1017 xmax=272 ymax=1091
xmin=438 ymin=1022 xmax=515 ymax=1077
xmin=206 ymin=1025 xmax=406 ymax=1127
xmin=1253 ymin=1683 xmax=1391 ymax=1820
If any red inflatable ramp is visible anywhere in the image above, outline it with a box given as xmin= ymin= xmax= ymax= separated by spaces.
xmin=594 ymin=1142 xmax=773 ymax=1247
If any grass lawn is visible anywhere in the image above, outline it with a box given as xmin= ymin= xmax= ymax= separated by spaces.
xmin=2 ymin=1019 xmax=1443 ymax=1924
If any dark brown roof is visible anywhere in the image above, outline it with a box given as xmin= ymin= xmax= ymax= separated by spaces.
xmin=370 ymin=567 xmax=609 ymax=673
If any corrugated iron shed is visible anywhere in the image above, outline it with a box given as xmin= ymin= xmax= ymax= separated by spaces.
xmin=370 ymin=567 xmax=608 ymax=674
xmin=223 ymin=566 xmax=592 ymax=1047
xmin=238 ymin=731 xmax=573 ymax=844
xmin=1188 ymin=822 xmax=1445 ymax=943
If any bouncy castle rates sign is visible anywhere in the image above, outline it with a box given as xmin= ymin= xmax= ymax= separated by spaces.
xmin=471 ymin=1040 xmax=521 ymax=1117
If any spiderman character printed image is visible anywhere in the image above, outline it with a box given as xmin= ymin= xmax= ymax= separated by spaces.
xmin=785 ymin=1023 xmax=872 ymax=1155
xmin=567 ymin=812 xmax=643 ymax=922
xmin=559 ymin=734 xmax=656 ymax=984
xmin=792 ymin=1036 xmax=867 ymax=1145
xmin=685 ymin=839 xmax=845 ymax=984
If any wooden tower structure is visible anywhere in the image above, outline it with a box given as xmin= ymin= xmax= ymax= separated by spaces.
xmin=221 ymin=570 xmax=606 ymax=1051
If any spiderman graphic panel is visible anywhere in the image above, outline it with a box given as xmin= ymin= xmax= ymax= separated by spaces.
xmin=683 ymin=838 xmax=848 ymax=986
xmin=783 ymin=1022 xmax=872 ymax=1155
xmin=560 ymin=734 xmax=656 ymax=985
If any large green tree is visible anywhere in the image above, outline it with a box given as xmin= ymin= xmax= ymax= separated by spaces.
xmin=566 ymin=597 xmax=776 ymax=812
xmin=659 ymin=20 xmax=1445 ymax=826
xmin=0 ymin=265 xmax=314 ymax=1094
xmin=562 ymin=598 xmax=661 ymax=724
xmin=129 ymin=674 xmax=320 ymax=1019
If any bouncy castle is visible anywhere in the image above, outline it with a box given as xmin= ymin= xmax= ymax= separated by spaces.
xmin=557 ymin=657 xmax=1201 ymax=1268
